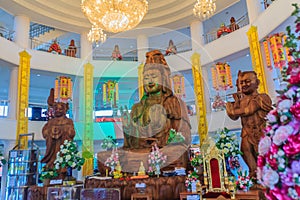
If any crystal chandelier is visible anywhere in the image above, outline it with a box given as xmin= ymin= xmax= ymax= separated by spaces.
xmin=87 ymin=25 xmax=107 ymax=43
xmin=193 ymin=0 xmax=216 ymax=21
xmin=81 ymin=0 xmax=148 ymax=33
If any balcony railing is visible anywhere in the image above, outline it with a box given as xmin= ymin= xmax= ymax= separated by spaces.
xmin=0 ymin=26 xmax=14 ymax=41
xmin=203 ymin=13 xmax=249 ymax=44
xmin=30 ymin=38 xmax=80 ymax=58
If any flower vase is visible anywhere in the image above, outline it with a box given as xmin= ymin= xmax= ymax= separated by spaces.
xmin=242 ymin=187 xmax=250 ymax=192
xmin=63 ymin=167 xmax=76 ymax=186
xmin=110 ymin=166 xmax=115 ymax=176
xmin=155 ymin=164 xmax=161 ymax=177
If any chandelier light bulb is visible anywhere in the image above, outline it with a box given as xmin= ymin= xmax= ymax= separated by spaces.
xmin=87 ymin=25 xmax=107 ymax=44
xmin=193 ymin=0 xmax=216 ymax=21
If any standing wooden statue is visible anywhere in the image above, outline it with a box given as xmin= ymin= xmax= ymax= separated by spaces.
xmin=41 ymin=88 xmax=75 ymax=168
xmin=226 ymin=71 xmax=272 ymax=178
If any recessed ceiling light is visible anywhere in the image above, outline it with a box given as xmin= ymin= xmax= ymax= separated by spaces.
xmin=246 ymin=54 xmax=249 ymax=57
xmin=37 ymin=74 xmax=40 ymax=77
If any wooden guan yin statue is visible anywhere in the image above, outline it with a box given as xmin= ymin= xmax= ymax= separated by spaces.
xmin=226 ymin=71 xmax=272 ymax=179
xmin=41 ymin=88 xmax=75 ymax=169
xmin=97 ymin=50 xmax=191 ymax=174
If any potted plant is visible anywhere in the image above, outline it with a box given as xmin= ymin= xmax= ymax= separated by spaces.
xmin=40 ymin=166 xmax=58 ymax=186
xmin=54 ymin=140 xmax=85 ymax=185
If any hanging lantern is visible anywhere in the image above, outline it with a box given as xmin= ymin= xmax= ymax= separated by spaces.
xmin=262 ymin=38 xmax=272 ymax=70
xmin=225 ymin=63 xmax=233 ymax=89
xmin=171 ymin=74 xmax=185 ymax=98
xmin=211 ymin=68 xmax=219 ymax=91
xmin=216 ymin=62 xmax=227 ymax=90
xmin=269 ymin=33 xmax=286 ymax=70
xmin=103 ymin=80 xmax=119 ymax=107
xmin=211 ymin=62 xmax=233 ymax=91
xmin=54 ymin=76 xmax=73 ymax=103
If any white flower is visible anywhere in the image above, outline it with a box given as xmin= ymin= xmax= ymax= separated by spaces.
xmin=64 ymin=140 xmax=68 ymax=145
xmin=71 ymin=162 xmax=76 ymax=168
xmin=258 ymin=136 xmax=271 ymax=155
xmin=66 ymin=155 xmax=71 ymax=161
xmin=277 ymin=99 xmax=292 ymax=112
xmin=262 ymin=168 xmax=279 ymax=189
xmin=273 ymin=125 xmax=293 ymax=145
xmin=266 ymin=113 xmax=277 ymax=123
xmin=55 ymin=163 xmax=60 ymax=170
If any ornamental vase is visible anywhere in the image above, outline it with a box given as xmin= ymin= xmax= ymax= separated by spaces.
xmin=110 ymin=166 xmax=115 ymax=176
xmin=155 ymin=164 xmax=161 ymax=177
xmin=63 ymin=167 xmax=76 ymax=186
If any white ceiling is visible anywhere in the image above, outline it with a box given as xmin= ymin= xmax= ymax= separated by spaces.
xmin=0 ymin=0 xmax=240 ymax=37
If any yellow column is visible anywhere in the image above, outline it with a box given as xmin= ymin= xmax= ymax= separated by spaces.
xmin=247 ymin=26 xmax=268 ymax=94
xmin=16 ymin=51 xmax=31 ymax=149
xmin=82 ymin=63 xmax=94 ymax=176
xmin=138 ymin=63 xmax=144 ymax=100
xmin=191 ymin=53 xmax=208 ymax=145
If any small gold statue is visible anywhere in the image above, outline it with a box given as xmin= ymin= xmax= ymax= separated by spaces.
xmin=138 ymin=161 xmax=146 ymax=176
xmin=113 ymin=161 xmax=123 ymax=179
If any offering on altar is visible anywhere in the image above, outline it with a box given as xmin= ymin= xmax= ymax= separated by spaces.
xmin=113 ymin=161 xmax=123 ymax=178
xmin=138 ymin=161 xmax=146 ymax=176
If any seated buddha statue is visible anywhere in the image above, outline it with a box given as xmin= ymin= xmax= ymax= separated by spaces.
xmin=97 ymin=50 xmax=191 ymax=174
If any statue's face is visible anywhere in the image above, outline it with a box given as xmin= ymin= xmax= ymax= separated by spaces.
xmin=143 ymin=68 xmax=163 ymax=94
xmin=54 ymin=103 xmax=67 ymax=117
xmin=239 ymin=73 xmax=258 ymax=95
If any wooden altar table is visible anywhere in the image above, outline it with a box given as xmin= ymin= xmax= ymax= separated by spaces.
xmin=85 ymin=175 xmax=186 ymax=200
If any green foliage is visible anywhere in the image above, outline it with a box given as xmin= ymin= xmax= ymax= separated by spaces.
xmin=101 ymin=135 xmax=118 ymax=150
xmin=54 ymin=140 xmax=85 ymax=171
xmin=215 ymin=127 xmax=242 ymax=157
xmin=167 ymin=129 xmax=185 ymax=144
xmin=40 ymin=166 xmax=58 ymax=181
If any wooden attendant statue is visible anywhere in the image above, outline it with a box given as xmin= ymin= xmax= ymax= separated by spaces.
xmin=226 ymin=71 xmax=272 ymax=178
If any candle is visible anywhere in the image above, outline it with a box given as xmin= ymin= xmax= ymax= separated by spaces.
xmin=106 ymin=169 xmax=108 ymax=177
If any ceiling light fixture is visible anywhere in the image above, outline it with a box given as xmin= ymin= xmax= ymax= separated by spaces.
xmin=87 ymin=25 xmax=107 ymax=44
xmin=193 ymin=0 xmax=216 ymax=21
xmin=81 ymin=0 xmax=148 ymax=34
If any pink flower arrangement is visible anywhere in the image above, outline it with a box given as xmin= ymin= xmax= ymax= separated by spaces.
xmin=104 ymin=148 xmax=119 ymax=169
xmin=257 ymin=4 xmax=300 ymax=200
xmin=185 ymin=171 xmax=199 ymax=190
xmin=147 ymin=143 xmax=167 ymax=174
xmin=236 ymin=171 xmax=254 ymax=191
